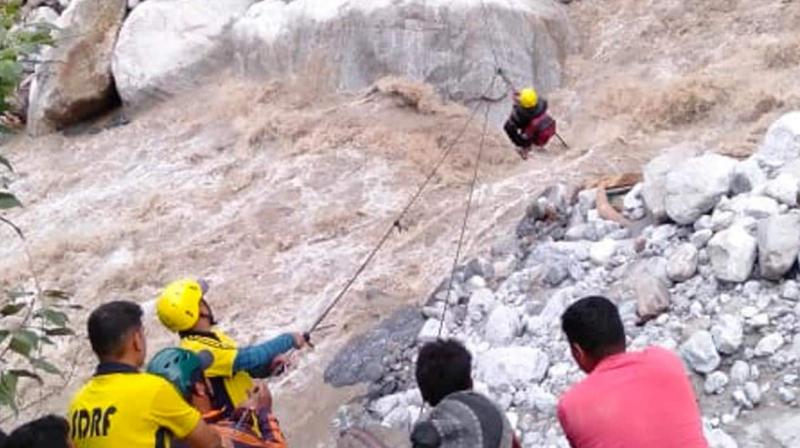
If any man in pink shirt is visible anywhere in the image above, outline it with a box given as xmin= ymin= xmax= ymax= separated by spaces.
xmin=557 ymin=296 xmax=708 ymax=448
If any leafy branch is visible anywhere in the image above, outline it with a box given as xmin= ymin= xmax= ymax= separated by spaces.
xmin=0 ymin=1 xmax=64 ymax=413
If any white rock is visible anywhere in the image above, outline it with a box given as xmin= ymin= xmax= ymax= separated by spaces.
xmin=704 ymin=371 xmax=729 ymax=395
xmin=765 ymin=173 xmax=800 ymax=206
xmin=402 ymin=388 xmax=423 ymax=407
xmin=724 ymin=195 xmax=781 ymax=220
xmin=547 ymin=362 xmax=572 ymax=380
xmin=667 ymin=243 xmax=699 ymax=282
xmin=740 ymin=306 xmax=759 ymax=319
xmin=527 ymin=386 xmax=558 ymax=416
xmin=475 ymin=347 xmax=550 ymax=390
xmin=368 ymin=392 xmax=405 ymax=418
xmin=711 ymin=314 xmax=743 ymax=355
xmin=417 ymin=319 xmax=443 ymax=343
xmin=484 ymin=305 xmax=521 ymax=345
xmin=721 ymin=414 xmax=736 ymax=426
xmin=707 ymin=226 xmax=757 ymax=283
xmin=690 ymin=229 xmax=714 ymax=249
xmin=468 ymin=288 xmax=496 ymax=322
xmin=793 ymin=334 xmax=800 ymax=359
xmin=664 ymin=153 xmax=737 ymax=225
xmin=689 ymin=301 xmax=704 ymax=317
xmin=113 ymin=0 xmax=255 ymax=108
xmin=705 ymin=427 xmax=739 ymax=448
xmin=27 ymin=0 xmax=128 ymax=135
xmin=755 ymin=333 xmax=784 ymax=357
xmin=749 ymin=313 xmax=770 ymax=329
xmin=758 ymin=214 xmax=800 ymax=280
xmin=635 ymin=274 xmax=671 ymax=321
xmin=589 ymin=239 xmax=617 ymax=266
xmin=623 ymin=183 xmax=646 ymax=220
xmin=232 ymin=0 xmax=571 ymax=117
xmin=731 ymin=158 xmax=767 ymax=195
xmin=756 ymin=111 xmax=800 ymax=170
xmin=128 ymin=0 xmax=140 ymax=9
xmin=744 ymin=381 xmax=762 ymax=406
xmin=642 ymin=145 xmax=702 ymax=221
xmin=537 ymin=288 xmax=571 ymax=327
xmin=733 ymin=388 xmax=753 ymax=409
xmin=26 ymin=6 xmax=59 ymax=26
xmin=710 ymin=210 xmax=736 ymax=231
xmin=680 ymin=330 xmax=721 ymax=374
xmin=779 ymin=387 xmax=797 ymax=404
xmin=751 ymin=364 xmax=761 ymax=380
xmin=730 ymin=360 xmax=750 ymax=384
xmin=695 ymin=215 xmax=714 ymax=230
xmin=523 ymin=315 xmax=546 ymax=337
xmin=382 ymin=405 xmax=412 ymax=431
xmin=467 ymin=275 xmax=487 ymax=291
xmin=782 ymin=280 xmax=800 ymax=301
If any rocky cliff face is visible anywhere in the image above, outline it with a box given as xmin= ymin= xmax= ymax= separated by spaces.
xmin=231 ymin=0 xmax=571 ymax=106
xmin=26 ymin=0 xmax=127 ymax=135
xmin=331 ymin=111 xmax=800 ymax=447
xmin=26 ymin=0 xmax=573 ymax=130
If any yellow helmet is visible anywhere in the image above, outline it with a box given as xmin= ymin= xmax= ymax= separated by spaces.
xmin=518 ymin=88 xmax=538 ymax=109
xmin=156 ymin=279 xmax=205 ymax=333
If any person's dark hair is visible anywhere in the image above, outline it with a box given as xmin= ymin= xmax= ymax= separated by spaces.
xmin=0 ymin=428 xmax=7 ymax=446
xmin=561 ymin=295 xmax=626 ymax=359
xmin=3 ymin=415 xmax=69 ymax=448
xmin=88 ymin=300 xmax=143 ymax=359
xmin=415 ymin=339 xmax=473 ymax=406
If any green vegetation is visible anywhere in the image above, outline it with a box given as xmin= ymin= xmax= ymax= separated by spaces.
xmin=0 ymin=0 xmax=68 ymax=414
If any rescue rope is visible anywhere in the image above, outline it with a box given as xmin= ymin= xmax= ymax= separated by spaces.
xmin=437 ymin=84 xmax=496 ymax=337
xmin=308 ymin=76 xmax=502 ymax=333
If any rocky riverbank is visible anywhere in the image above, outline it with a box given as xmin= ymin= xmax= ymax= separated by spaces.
xmin=328 ymin=111 xmax=800 ymax=448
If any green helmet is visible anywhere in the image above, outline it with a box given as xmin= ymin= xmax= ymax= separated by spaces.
xmin=146 ymin=347 xmax=213 ymax=399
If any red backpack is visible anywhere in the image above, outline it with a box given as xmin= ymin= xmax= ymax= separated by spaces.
xmin=525 ymin=113 xmax=557 ymax=147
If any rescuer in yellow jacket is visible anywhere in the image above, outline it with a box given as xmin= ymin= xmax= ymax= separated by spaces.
xmin=155 ymin=279 xmax=308 ymax=414
xmin=68 ymin=300 xmax=224 ymax=448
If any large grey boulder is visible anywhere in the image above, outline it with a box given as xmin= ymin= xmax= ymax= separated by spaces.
xmin=666 ymin=243 xmax=698 ymax=282
xmin=641 ymin=145 xmax=700 ymax=220
xmin=484 ymin=305 xmax=521 ymax=345
xmin=723 ymin=195 xmax=780 ymax=221
xmin=754 ymin=333 xmax=784 ymax=357
xmin=634 ymin=273 xmax=670 ymax=322
xmin=764 ymin=173 xmax=799 ymax=206
xmin=27 ymin=0 xmax=127 ymax=135
xmin=112 ymin=0 xmax=255 ymax=107
xmin=231 ymin=0 xmax=572 ymax=111
xmin=664 ymin=153 xmax=737 ymax=225
xmin=757 ymin=214 xmax=800 ymax=280
xmin=707 ymin=226 xmax=757 ymax=283
xmin=475 ymin=346 xmax=550 ymax=390
xmin=681 ymin=330 xmax=721 ymax=374
xmin=731 ymin=159 xmax=767 ymax=195
xmin=710 ymin=314 xmax=743 ymax=355
xmin=756 ymin=111 xmax=800 ymax=170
